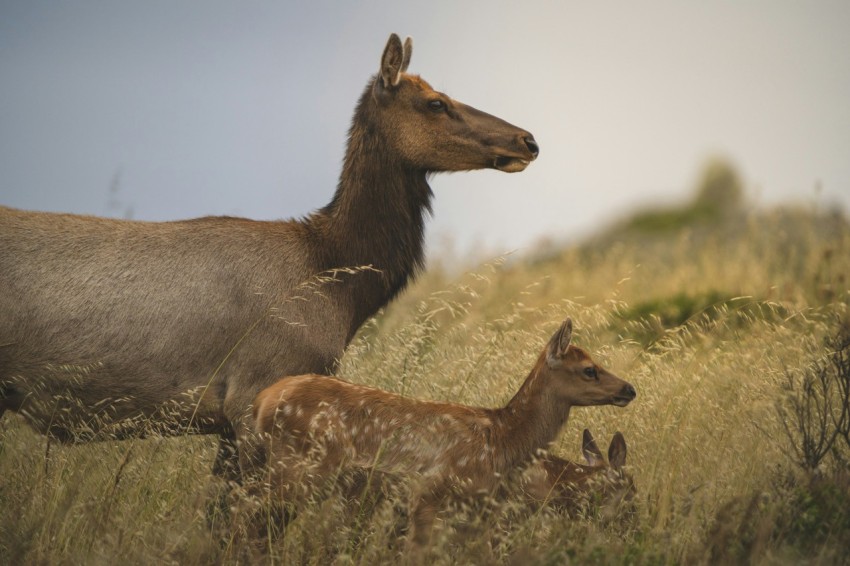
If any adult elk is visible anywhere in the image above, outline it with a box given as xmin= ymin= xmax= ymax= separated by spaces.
xmin=0 ymin=34 xmax=538 ymax=481
xmin=252 ymin=318 xmax=636 ymax=547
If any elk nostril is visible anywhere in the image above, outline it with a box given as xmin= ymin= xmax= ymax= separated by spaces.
xmin=624 ymin=384 xmax=637 ymax=399
xmin=523 ymin=136 xmax=539 ymax=158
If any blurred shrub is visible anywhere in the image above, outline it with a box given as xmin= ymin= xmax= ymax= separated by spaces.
xmin=704 ymin=471 xmax=850 ymax=565
xmin=624 ymin=156 xmax=744 ymax=234
xmin=702 ymin=322 xmax=850 ymax=564
xmin=694 ymin=157 xmax=744 ymax=214
xmin=777 ymin=321 xmax=850 ymax=472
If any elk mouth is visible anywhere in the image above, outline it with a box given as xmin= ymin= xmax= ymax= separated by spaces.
xmin=493 ymin=156 xmax=531 ymax=173
xmin=611 ymin=396 xmax=634 ymax=407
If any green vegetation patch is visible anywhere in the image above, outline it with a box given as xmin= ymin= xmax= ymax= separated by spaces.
xmin=619 ymin=290 xmax=736 ymax=328
xmin=615 ymin=291 xmax=788 ymax=346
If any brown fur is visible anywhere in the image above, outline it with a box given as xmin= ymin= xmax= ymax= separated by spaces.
xmin=253 ymin=318 xmax=636 ymax=546
xmin=0 ymin=34 xmax=537 ymax=480
xmin=520 ymin=429 xmax=635 ymax=517
xmin=337 ymin=429 xmax=636 ymax=540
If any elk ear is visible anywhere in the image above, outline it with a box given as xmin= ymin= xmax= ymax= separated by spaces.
xmin=401 ymin=37 xmax=413 ymax=73
xmin=582 ymin=428 xmax=605 ymax=467
xmin=380 ymin=33 xmax=406 ymax=89
xmin=608 ymin=432 xmax=628 ymax=469
xmin=546 ymin=318 xmax=573 ymax=366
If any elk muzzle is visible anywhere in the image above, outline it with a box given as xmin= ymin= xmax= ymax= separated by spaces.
xmin=612 ymin=383 xmax=637 ymax=407
xmin=493 ymin=135 xmax=539 ymax=172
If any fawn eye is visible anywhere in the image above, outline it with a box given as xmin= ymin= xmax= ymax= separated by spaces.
xmin=428 ymin=99 xmax=446 ymax=112
xmin=583 ymin=366 xmax=598 ymax=379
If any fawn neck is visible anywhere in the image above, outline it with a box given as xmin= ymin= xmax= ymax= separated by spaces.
xmin=493 ymin=356 xmax=571 ymax=470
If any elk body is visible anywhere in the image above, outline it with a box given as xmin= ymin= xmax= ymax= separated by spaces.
xmin=253 ymin=318 xmax=636 ymax=546
xmin=0 ymin=34 xmax=538 ymax=477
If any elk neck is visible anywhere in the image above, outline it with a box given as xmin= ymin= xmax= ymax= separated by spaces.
xmin=491 ymin=354 xmax=572 ymax=470
xmin=307 ymin=83 xmax=433 ymax=327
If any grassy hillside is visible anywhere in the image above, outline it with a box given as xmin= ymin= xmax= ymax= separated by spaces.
xmin=2 ymin=175 xmax=849 ymax=563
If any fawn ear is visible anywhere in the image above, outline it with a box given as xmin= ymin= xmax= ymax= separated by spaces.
xmin=608 ymin=432 xmax=628 ymax=469
xmin=546 ymin=318 xmax=573 ymax=366
xmin=380 ymin=33 xmax=406 ymax=88
xmin=582 ymin=428 xmax=605 ymax=467
xmin=558 ymin=318 xmax=573 ymax=355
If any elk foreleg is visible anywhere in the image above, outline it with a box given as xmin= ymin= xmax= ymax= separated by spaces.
xmin=206 ymin=431 xmax=241 ymax=530
xmin=212 ymin=427 xmax=240 ymax=482
xmin=209 ymin=391 xmax=267 ymax=532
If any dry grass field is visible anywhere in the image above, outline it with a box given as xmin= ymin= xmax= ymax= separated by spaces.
xmin=2 ymin=167 xmax=849 ymax=564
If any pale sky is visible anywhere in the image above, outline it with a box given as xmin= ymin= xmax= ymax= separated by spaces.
xmin=1 ymin=1 xmax=848 ymax=258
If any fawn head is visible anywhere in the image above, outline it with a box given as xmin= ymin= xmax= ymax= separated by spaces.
xmin=544 ymin=318 xmax=636 ymax=407
xmin=580 ymin=428 xmax=637 ymax=521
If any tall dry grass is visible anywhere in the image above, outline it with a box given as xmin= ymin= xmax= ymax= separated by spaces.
xmin=1 ymin=203 xmax=848 ymax=564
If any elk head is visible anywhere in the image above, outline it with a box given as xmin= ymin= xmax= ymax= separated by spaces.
xmin=371 ymin=33 xmax=539 ymax=173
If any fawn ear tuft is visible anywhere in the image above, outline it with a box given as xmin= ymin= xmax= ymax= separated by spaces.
xmin=608 ymin=431 xmax=628 ymax=469
xmin=546 ymin=318 xmax=573 ymax=366
xmin=559 ymin=318 xmax=573 ymax=355
xmin=582 ymin=428 xmax=605 ymax=467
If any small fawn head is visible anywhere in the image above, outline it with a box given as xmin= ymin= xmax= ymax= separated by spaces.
xmin=525 ymin=429 xmax=636 ymax=518
xmin=579 ymin=429 xmax=637 ymax=519
xmin=582 ymin=429 xmax=631 ymax=484
xmin=369 ymin=33 xmax=539 ymax=173
xmin=543 ymin=318 xmax=636 ymax=407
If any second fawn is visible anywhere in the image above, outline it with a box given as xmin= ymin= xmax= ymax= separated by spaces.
xmin=253 ymin=318 xmax=636 ymax=546
xmin=521 ymin=429 xmax=635 ymax=520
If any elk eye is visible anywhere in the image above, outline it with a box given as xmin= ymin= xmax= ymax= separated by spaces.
xmin=428 ymin=99 xmax=446 ymax=112
xmin=583 ymin=367 xmax=598 ymax=379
